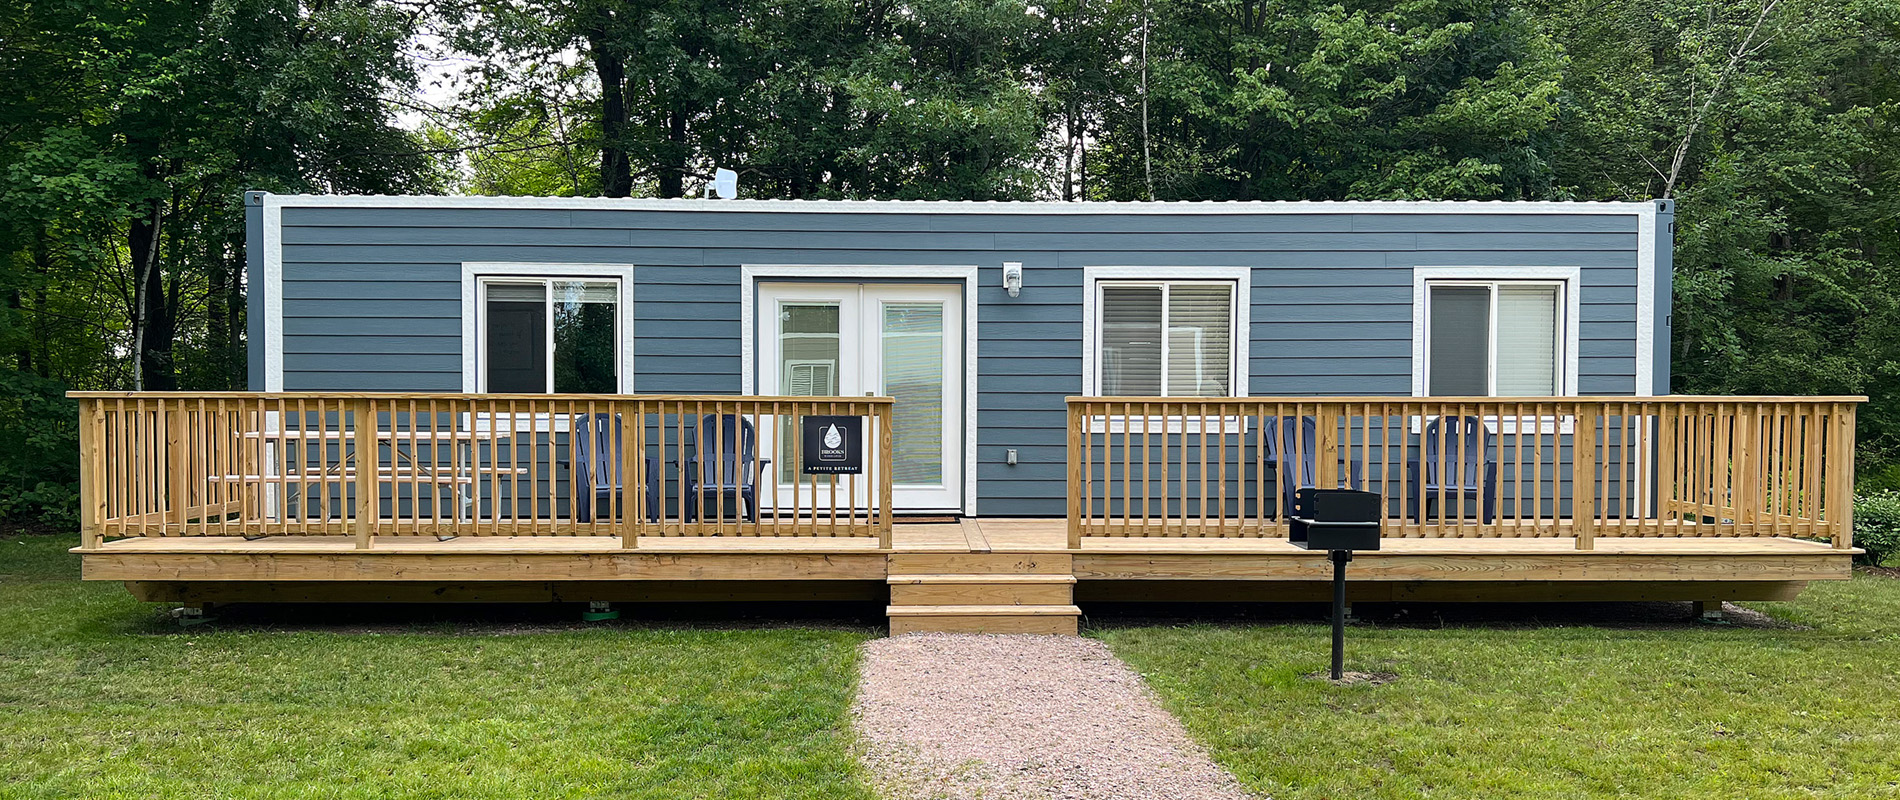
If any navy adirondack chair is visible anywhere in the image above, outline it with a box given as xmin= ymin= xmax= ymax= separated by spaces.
xmin=568 ymin=413 xmax=660 ymax=523
xmin=1406 ymin=415 xmax=1497 ymax=523
xmin=1263 ymin=416 xmax=1363 ymax=513
xmin=682 ymin=414 xmax=771 ymax=523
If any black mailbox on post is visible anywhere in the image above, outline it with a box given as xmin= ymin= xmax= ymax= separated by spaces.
xmin=1288 ymin=488 xmax=1383 ymax=551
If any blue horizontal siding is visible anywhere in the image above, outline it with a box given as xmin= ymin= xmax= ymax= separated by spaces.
xmin=270 ymin=202 xmax=1660 ymax=516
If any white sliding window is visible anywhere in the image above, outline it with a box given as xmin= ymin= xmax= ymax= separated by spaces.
xmin=1424 ymin=280 xmax=1568 ymax=397
xmin=480 ymin=278 xmax=621 ymax=393
xmin=1095 ymin=280 xmax=1237 ymax=397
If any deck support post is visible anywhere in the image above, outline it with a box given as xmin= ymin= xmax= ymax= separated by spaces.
xmin=620 ymin=399 xmax=641 ymax=551
xmin=878 ymin=402 xmax=895 ymax=550
xmin=1316 ymin=407 xmax=1340 ymax=489
xmin=352 ymin=399 xmax=377 ymax=550
xmin=583 ymin=600 xmax=619 ymax=622
xmin=1574 ymin=407 xmax=1599 ymax=550
xmin=1695 ymin=600 xmax=1726 ymax=621
xmin=170 ymin=604 xmax=214 ymax=627
xmin=78 ymin=400 xmax=102 ymax=550
xmin=1830 ymin=403 xmax=1856 ymax=550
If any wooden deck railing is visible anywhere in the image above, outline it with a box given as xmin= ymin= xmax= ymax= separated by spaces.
xmin=1065 ymin=396 xmax=1861 ymax=550
xmin=74 ymin=392 xmax=895 ymax=549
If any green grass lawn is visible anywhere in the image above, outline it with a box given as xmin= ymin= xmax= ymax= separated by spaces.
xmin=0 ymin=535 xmax=879 ymax=800
xmin=1098 ymin=579 xmax=1900 ymax=799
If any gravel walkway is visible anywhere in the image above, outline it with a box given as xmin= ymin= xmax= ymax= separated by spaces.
xmin=853 ymin=634 xmax=1258 ymax=800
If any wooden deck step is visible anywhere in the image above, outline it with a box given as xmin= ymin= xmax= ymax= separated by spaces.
xmin=887 ymin=574 xmax=1077 ymax=584
xmin=887 ymin=604 xmax=1082 ymax=635
xmin=887 ymin=553 xmax=1072 ymax=575
xmin=889 ymin=575 xmax=1076 ymax=606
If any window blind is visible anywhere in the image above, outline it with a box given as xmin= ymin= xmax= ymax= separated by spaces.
xmin=1167 ymin=284 xmax=1232 ymax=397
xmin=1495 ymin=285 xmax=1559 ymax=395
xmin=1100 ymin=286 xmax=1163 ymax=395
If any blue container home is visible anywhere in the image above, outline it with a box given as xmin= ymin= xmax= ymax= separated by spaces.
xmin=242 ymin=193 xmax=1673 ymax=519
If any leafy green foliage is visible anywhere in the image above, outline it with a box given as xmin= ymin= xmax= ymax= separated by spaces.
xmin=1854 ymin=492 xmax=1900 ymax=566
xmin=1 ymin=0 xmax=442 ymax=522
xmin=0 ymin=371 xmax=79 ymax=527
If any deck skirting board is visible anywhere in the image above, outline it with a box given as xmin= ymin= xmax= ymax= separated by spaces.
xmin=83 ymin=552 xmax=888 ymax=582
xmin=126 ymin=580 xmax=887 ymax=604
xmin=1075 ymin=580 xmax=1811 ymax=603
xmin=1073 ymin=553 xmax=1852 ymax=582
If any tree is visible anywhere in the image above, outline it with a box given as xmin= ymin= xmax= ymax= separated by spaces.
xmin=0 ymin=0 xmax=440 ymax=522
xmin=1537 ymin=0 xmax=1900 ymax=473
xmin=1084 ymin=0 xmax=1567 ymax=201
xmin=442 ymin=0 xmax=1047 ymax=200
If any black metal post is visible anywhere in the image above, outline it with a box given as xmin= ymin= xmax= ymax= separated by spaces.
xmin=1329 ymin=549 xmax=1351 ymax=680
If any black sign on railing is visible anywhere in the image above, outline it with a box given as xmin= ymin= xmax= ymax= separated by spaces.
xmin=801 ymin=415 xmax=864 ymax=474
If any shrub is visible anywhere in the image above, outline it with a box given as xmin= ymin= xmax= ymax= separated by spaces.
xmin=1853 ymin=492 xmax=1900 ymax=566
xmin=0 ymin=370 xmax=78 ymax=529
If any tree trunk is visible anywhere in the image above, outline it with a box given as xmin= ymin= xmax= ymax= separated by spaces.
xmin=209 ymin=228 xmax=244 ymax=389
xmin=658 ymin=106 xmax=687 ymax=198
xmin=587 ymin=23 xmax=633 ymax=198
xmin=130 ymin=195 xmax=176 ymax=390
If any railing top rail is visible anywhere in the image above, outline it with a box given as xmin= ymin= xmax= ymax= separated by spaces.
xmin=1065 ymin=394 xmax=1868 ymax=404
xmin=69 ymin=391 xmax=896 ymax=404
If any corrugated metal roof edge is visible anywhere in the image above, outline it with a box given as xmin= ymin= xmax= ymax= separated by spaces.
xmin=247 ymin=192 xmax=1668 ymax=216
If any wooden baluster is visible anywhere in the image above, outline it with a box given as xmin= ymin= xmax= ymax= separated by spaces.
xmin=1144 ymin=401 xmax=1156 ymax=535
xmin=1809 ymin=402 xmax=1824 ymax=536
xmin=1662 ymin=402 xmax=1675 ymax=532
xmin=1122 ymin=400 xmax=1134 ymax=534
xmin=826 ymin=398 xmax=840 ymax=537
xmin=1380 ymin=402 xmax=1393 ymax=535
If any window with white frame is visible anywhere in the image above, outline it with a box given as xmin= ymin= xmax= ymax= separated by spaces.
xmin=1423 ymin=279 xmax=1568 ymax=396
xmin=480 ymin=278 xmax=621 ymax=393
xmin=1094 ymin=280 xmax=1237 ymax=397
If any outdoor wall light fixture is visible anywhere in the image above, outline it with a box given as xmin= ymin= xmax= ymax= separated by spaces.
xmin=1002 ymin=261 xmax=1023 ymax=297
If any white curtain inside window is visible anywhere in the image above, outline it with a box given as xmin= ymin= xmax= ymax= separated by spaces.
xmin=1495 ymin=285 xmax=1559 ymax=395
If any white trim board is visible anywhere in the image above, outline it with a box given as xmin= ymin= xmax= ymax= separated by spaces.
xmin=262 ymin=200 xmax=283 ymax=391
xmin=1635 ymin=205 xmax=1658 ymax=395
xmin=459 ymin=263 xmax=638 ymax=393
xmin=740 ymin=263 xmax=980 ymax=517
xmin=257 ymin=193 xmax=1659 ymax=215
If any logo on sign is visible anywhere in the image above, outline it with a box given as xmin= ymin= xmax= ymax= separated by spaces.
xmin=821 ymin=424 xmax=846 ymax=461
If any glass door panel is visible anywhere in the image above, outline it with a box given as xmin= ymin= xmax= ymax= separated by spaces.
xmin=777 ymin=301 xmax=842 ymax=484
xmin=882 ymin=303 xmax=945 ymax=487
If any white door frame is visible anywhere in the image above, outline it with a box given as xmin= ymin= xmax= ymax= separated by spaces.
xmin=742 ymin=265 xmax=978 ymax=516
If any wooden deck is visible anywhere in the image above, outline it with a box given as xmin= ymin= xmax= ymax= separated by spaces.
xmin=82 ymin=518 xmax=1855 ymax=633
